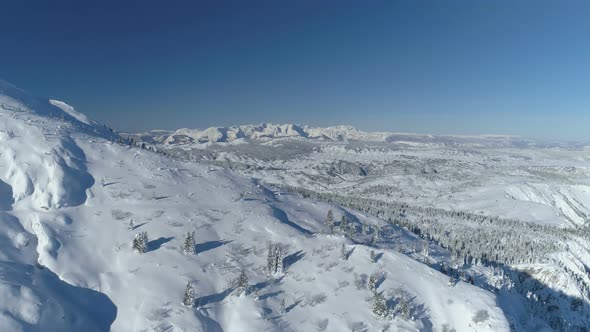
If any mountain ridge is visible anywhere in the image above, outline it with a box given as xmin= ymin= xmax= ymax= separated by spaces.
xmin=125 ymin=123 xmax=552 ymax=149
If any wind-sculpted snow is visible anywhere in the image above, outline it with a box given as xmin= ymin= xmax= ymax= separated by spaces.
xmin=0 ymin=212 xmax=117 ymax=332
xmin=0 ymin=112 xmax=95 ymax=210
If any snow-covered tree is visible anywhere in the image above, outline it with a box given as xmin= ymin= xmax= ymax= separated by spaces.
xmin=128 ymin=218 xmax=135 ymax=230
xmin=280 ymin=298 xmax=286 ymax=314
xmin=274 ymin=244 xmax=284 ymax=273
xmin=341 ymin=243 xmax=348 ymax=260
xmin=348 ymin=227 xmax=355 ymax=240
xmin=326 ymin=209 xmax=334 ymax=233
xmin=370 ymin=250 xmax=377 ymax=263
xmin=183 ymin=281 xmax=195 ymax=307
xmin=183 ymin=231 xmax=195 ymax=254
xmin=340 ymin=215 xmax=347 ymax=230
xmin=448 ymin=276 xmax=456 ymax=287
xmin=421 ymin=240 xmax=429 ymax=263
xmin=133 ymin=231 xmax=148 ymax=253
xmin=369 ymin=273 xmax=377 ymax=294
xmin=372 ymin=292 xmax=389 ymax=318
xmin=326 ymin=209 xmax=334 ymax=226
xmin=236 ymin=266 xmax=249 ymax=295
xmin=267 ymin=243 xmax=276 ymax=273
xmin=266 ymin=243 xmax=284 ymax=274
xmin=397 ymin=295 xmax=411 ymax=320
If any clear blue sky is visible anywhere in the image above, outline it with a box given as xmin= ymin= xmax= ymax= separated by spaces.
xmin=2 ymin=1 xmax=590 ymax=140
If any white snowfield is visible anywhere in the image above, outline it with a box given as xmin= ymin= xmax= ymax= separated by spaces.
xmin=0 ymin=80 xmax=513 ymax=331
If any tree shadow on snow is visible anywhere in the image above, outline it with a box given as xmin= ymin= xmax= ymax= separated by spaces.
xmin=375 ymin=274 xmax=387 ymax=289
xmin=270 ymin=206 xmax=313 ymax=236
xmin=131 ymin=222 xmax=148 ymax=230
xmin=197 ymin=287 xmax=235 ymax=307
xmin=148 ymin=237 xmax=174 ymax=251
xmin=283 ymin=251 xmax=305 ymax=271
xmin=345 ymin=246 xmax=356 ymax=260
xmin=252 ymin=276 xmax=284 ymax=292
xmin=258 ymin=290 xmax=284 ymax=301
xmin=285 ymin=299 xmax=302 ymax=313
xmin=194 ymin=309 xmax=224 ymax=332
xmin=196 ymin=240 xmax=232 ymax=254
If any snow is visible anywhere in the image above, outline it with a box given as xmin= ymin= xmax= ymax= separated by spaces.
xmin=49 ymin=100 xmax=94 ymax=126
xmin=0 ymin=81 xmax=513 ymax=331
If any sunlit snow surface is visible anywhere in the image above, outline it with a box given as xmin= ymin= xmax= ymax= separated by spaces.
xmin=0 ymin=81 xmax=515 ymax=331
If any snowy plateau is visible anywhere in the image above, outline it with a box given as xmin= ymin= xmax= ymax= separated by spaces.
xmin=0 ymin=79 xmax=588 ymax=332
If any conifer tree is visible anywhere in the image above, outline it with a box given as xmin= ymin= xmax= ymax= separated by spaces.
xmin=397 ymin=296 xmax=411 ymax=320
xmin=266 ymin=243 xmax=284 ymax=274
xmin=421 ymin=240 xmax=429 ymax=263
xmin=267 ymin=243 xmax=276 ymax=273
xmin=274 ymin=244 xmax=284 ymax=273
xmin=326 ymin=209 xmax=334 ymax=233
xmin=369 ymin=273 xmax=377 ymax=294
xmin=236 ymin=267 xmax=249 ymax=295
xmin=372 ymin=292 xmax=389 ymax=318
xmin=341 ymin=243 xmax=348 ymax=260
xmin=326 ymin=209 xmax=334 ymax=226
xmin=128 ymin=218 xmax=135 ymax=230
xmin=183 ymin=231 xmax=195 ymax=254
xmin=133 ymin=231 xmax=148 ymax=253
xmin=183 ymin=281 xmax=195 ymax=307
xmin=280 ymin=298 xmax=286 ymax=314
xmin=370 ymin=250 xmax=377 ymax=263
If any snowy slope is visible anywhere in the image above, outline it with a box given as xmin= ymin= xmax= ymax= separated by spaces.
xmin=0 ymin=81 xmax=512 ymax=331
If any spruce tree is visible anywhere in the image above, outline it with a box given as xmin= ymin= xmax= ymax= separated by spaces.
xmin=267 ymin=243 xmax=276 ymax=273
xmin=369 ymin=273 xmax=377 ymax=294
xmin=397 ymin=296 xmax=411 ymax=320
xmin=372 ymin=292 xmax=389 ymax=318
xmin=341 ymin=243 xmax=348 ymax=260
xmin=280 ymin=298 xmax=286 ymax=314
xmin=370 ymin=250 xmax=377 ymax=263
xmin=236 ymin=267 xmax=249 ymax=295
xmin=183 ymin=281 xmax=195 ymax=307
xmin=326 ymin=209 xmax=334 ymax=226
xmin=133 ymin=231 xmax=148 ymax=253
xmin=266 ymin=243 xmax=284 ymax=274
xmin=274 ymin=244 xmax=284 ymax=273
xmin=421 ymin=241 xmax=429 ymax=263
xmin=183 ymin=231 xmax=195 ymax=254
xmin=128 ymin=218 xmax=135 ymax=230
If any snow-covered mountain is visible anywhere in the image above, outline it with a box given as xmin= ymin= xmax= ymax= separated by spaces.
xmin=0 ymin=81 xmax=521 ymax=331
xmin=126 ymin=122 xmax=579 ymax=149
xmin=128 ymin=124 xmax=392 ymax=145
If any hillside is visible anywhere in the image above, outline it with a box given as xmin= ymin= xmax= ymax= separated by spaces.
xmin=0 ymin=82 xmax=517 ymax=331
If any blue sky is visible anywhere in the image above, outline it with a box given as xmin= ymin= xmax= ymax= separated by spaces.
xmin=2 ymin=1 xmax=590 ymax=140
